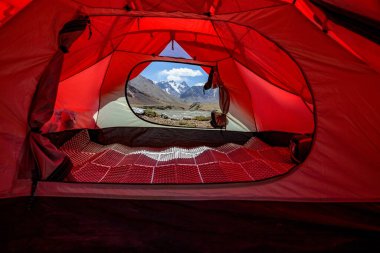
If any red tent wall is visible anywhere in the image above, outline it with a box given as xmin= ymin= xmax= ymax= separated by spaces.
xmin=0 ymin=0 xmax=78 ymax=196
xmin=43 ymin=55 xmax=113 ymax=132
xmin=295 ymin=0 xmax=380 ymax=73
xmin=225 ymin=59 xmax=314 ymax=132
xmin=315 ymin=0 xmax=380 ymax=22
xmin=0 ymin=0 xmax=31 ymax=26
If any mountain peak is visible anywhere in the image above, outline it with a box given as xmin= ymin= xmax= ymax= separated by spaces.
xmin=156 ymin=80 xmax=190 ymax=97
xmin=180 ymin=86 xmax=218 ymax=102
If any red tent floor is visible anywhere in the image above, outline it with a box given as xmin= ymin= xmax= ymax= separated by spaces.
xmin=1 ymin=197 xmax=380 ymax=253
xmin=61 ymin=130 xmax=294 ymax=184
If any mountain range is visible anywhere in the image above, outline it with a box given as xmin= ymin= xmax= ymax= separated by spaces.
xmin=127 ymin=76 xmax=182 ymax=106
xmin=180 ymin=86 xmax=218 ymax=102
xmin=127 ymin=75 xmax=218 ymax=106
xmin=156 ymin=80 xmax=189 ymax=97
xmin=155 ymin=79 xmax=218 ymax=102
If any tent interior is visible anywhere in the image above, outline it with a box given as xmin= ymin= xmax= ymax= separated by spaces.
xmin=1 ymin=1 xmax=380 ymax=251
xmin=0 ymin=0 xmax=379 ymax=200
xmin=38 ymin=34 xmax=315 ymax=185
xmin=11 ymin=1 xmax=316 ymax=186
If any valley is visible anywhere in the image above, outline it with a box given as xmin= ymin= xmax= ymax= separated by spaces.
xmin=127 ymin=75 xmax=220 ymax=128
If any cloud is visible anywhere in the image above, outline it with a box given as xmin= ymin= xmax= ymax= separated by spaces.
xmin=193 ymin=82 xmax=205 ymax=87
xmin=159 ymin=67 xmax=202 ymax=82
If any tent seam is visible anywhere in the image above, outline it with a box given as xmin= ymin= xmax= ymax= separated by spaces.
xmin=95 ymin=53 xmax=115 ymax=126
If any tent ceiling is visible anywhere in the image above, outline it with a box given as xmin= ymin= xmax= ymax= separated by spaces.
xmin=74 ymin=0 xmax=293 ymax=14
xmin=0 ymin=0 xmax=31 ymax=26
xmin=60 ymin=14 xmax=311 ymax=103
xmin=312 ymin=0 xmax=380 ymax=23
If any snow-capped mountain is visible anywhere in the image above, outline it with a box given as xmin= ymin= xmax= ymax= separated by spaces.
xmin=126 ymin=75 xmax=218 ymax=106
xmin=127 ymin=76 xmax=182 ymax=105
xmin=156 ymin=80 xmax=190 ymax=97
xmin=180 ymin=86 xmax=219 ymax=102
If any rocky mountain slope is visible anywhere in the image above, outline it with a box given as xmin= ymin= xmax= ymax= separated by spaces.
xmin=127 ymin=76 xmax=184 ymax=107
xmin=180 ymin=86 xmax=218 ymax=102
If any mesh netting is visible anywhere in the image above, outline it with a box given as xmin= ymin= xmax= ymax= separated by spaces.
xmin=60 ymin=130 xmax=294 ymax=184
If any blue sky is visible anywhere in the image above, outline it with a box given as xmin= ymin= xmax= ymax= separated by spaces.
xmin=139 ymin=41 xmax=209 ymax=86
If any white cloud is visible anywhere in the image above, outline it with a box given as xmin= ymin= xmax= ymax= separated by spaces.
xmin=159 ymin=67 xmax=202 ymax=82
xmin=193 ymin=82 xmax=205 ymax=87
xmin=167 ymin=75 xmax=183 ymax=82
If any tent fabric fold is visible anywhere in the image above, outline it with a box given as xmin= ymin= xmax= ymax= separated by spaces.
xmin=28 ymin=14 xmax=89 ymax=181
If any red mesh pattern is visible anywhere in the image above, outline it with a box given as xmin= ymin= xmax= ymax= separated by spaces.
xmin=245 ymin=149 xmax=262 ymax=159
xmin=62 ymin=131 xmax=295 ymax=184
xmin=135 ymin=153 xmax=159 ymax=167
xmin=175 ymin=151 xmax=196 ymax=165
xmin=258 ymin=147 xmax=293 ymax=174
xmin=118 ymin=153 xmax=142 ymax=166
xmin=102 ymin=165 xmax=131 ymax=183
xmin=70 ymin=163 xmax=110 ymax=182
xmin=69 ymin=152 xmax=95 ymax=167
xmin=217 ymin=143 xmax=240 ymax=153
xmin=176 ymin=165 xmax=202 ymax=184
xmin=195 ymin=150 xmax=215 ymax=165
xmin=175 ymin=157 xmax=196 ymax=165
xmin=81 ymin=142 xmax=108 ymax=153
xmin=227 ymin=148 xmax=256 ymax=163
xmin=112 ymin=144 xmax=134 ymax=154
xmin=156 ymin=152 xmax=176 ymax=166
xmin=156 ymin=149 xmax=198 ymax=166
xmin=221 ymin=163 xmax=252 ymax=182
xmin=92 ymin=150 xmax=125 ymax=167
xmin=211 ymin=151 xmax=231 ymax=162
xmin=153 ymin=165 xmax=176 ymax=184
xmin=122 ymin=165 xmax=153 ymax=183
xmin=259 ymin=148 xmax=292 ymax=163
xmin=198 ymin=163 xmax=228 ymax=183
xmin=241 ymin=160 xmax=279 ymax=181
xmin=60 ymin=130 xmax=90 ymax=153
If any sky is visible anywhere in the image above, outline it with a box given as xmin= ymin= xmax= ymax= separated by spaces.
xmin=139 ymin=41 xmax=209 ymax=86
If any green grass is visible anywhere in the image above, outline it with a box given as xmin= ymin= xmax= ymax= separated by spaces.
xmin=143 ymin=109 xmax=157 ymax=117
xmin=193 ymin=116 xmax=211 ymax=121
xmin=179 ymin=120 xmax=196 ymax=127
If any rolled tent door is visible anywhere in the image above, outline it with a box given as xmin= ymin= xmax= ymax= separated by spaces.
xmin=28 ymin=16 xmax=90 ymax=180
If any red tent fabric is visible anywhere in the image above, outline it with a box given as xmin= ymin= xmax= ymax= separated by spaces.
xmin=0 ymin=0 xmax=379 ymax=201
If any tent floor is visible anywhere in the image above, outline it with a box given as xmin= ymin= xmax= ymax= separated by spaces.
xmin=1 ymin=197 xmax=379 ymax=253
xmin=60 ymin=130 xmax=294 ymax=184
